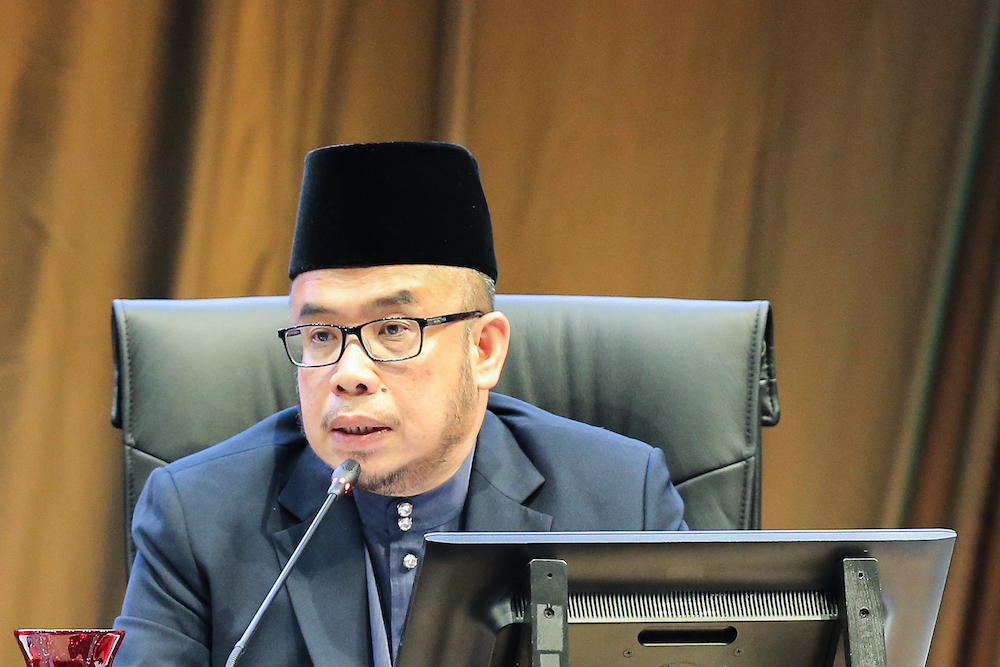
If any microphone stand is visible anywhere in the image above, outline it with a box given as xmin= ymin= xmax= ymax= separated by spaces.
xmin=224 ymin=459 xmax=361 ymax=667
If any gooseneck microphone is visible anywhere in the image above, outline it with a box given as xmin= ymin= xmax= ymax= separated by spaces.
xmin=224 ymin=459 xmax=361 ymax=667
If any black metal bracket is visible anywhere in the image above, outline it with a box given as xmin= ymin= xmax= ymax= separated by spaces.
xmin=529 ymin=558 xmax=569 ymax=667
xmin=840 ymin=558 xmax=888 ymax=667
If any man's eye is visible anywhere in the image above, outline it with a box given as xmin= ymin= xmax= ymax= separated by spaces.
xmin=309 ymin=327 xmax=338 ymax=345
xmin=378 ymin=320 xmax=413 ymax=337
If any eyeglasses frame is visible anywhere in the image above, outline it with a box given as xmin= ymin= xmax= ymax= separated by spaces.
xmin=277 ymin=310 xmax=485 ymax=367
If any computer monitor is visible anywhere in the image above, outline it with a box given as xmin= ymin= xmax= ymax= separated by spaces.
xmin=396 ymin=529 xmax=955 ymax=667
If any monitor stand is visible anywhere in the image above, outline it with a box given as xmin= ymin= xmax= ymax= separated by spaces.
xmin=528 ymin=559 xmax=570 ymax=667
xmin=840 ymin=558 xmax=888 ymax=667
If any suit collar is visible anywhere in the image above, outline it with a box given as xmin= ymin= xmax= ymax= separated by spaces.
xmin=278 ymin=445 xmax=333 ymax=522
xmin=279 ymin=405 xmax=553 ymax=532
xmin=464 ymin=409 xmax=552 ymax=531
xmin=269 ymin=404 xmax=552 ymax=666
xmin=274 ymin=445 xmax=371 ymax=666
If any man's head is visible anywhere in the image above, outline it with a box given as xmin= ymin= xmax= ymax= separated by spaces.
xmin=285 ymin=142 xmax=509 ymax=496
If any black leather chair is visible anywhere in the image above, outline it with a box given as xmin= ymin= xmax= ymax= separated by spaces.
xmin=111 ymin=295 xmax=779 ymax=570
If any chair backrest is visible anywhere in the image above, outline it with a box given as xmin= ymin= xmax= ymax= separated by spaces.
xmin=111 ymin=294 xmax=779 ymax=569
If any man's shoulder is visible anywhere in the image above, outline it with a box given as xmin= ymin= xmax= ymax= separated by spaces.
xmin=137 ymin=406 xmax=309 ymax=528
xmin=484 ymin=392 xmax=664 ymax=491
xmin=160 ymin=406 xmax=305 ymax=479
xmin=481 ymin=393 xmax=686 ymax=531
xmin=486 ymin=391 xmax=654 ymax=458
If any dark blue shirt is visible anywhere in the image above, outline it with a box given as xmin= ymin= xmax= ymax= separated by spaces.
xmin=353 ymin=448 xmax=476 ymax=661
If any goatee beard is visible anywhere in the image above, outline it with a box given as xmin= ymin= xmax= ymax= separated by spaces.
xmin=357 ymin=354 xmax=478 ymax=496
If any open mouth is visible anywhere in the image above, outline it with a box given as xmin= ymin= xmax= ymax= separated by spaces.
xmin=336 ymin=426 xmax=389 ymax=435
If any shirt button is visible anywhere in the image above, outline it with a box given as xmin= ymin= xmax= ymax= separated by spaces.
xmin=403 ymin=553 xmax=418 ymax=570
xmin=398 ymin=516 xmax=413 ymax=531
xmin=397 ymin=501 xmax=413 ymax=518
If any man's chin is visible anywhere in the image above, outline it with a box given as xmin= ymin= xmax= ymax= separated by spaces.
xmin=355 ymin=456 xmax=452 ymax=497
xmin=356 ymin=464 xmax=409 ymax=496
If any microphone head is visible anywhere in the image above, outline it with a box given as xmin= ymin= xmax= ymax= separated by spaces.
xmin=328 ymin=459 xmax=361 ymax=497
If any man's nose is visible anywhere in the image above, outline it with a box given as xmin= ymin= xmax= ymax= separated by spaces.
xmin=330 ymin=337 xmax=379 ymax=396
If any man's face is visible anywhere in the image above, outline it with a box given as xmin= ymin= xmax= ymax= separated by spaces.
xmin=291 ymin=264 xmax=491 ymax=496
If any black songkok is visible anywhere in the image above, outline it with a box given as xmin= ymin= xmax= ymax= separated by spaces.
xmin=288 ymin=141 xmax=497 ymax=281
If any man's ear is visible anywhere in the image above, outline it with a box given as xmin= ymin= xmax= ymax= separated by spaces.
xmin=471 ymin=311 xmax=510 ymax=390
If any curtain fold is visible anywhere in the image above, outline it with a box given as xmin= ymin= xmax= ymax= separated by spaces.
xmin=466 ymin=0 xmax=988 ymax=531
xmin=907 ymin=44 xmax=1000 ymax=665
xmin=0 ymin=0 xmax=177 ymax=654
xmin=172 ymin=1 xmax=442 ymax=298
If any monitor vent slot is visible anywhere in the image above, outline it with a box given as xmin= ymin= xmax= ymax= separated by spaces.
xmin=512 ymin=589 xmax=838 ymax=623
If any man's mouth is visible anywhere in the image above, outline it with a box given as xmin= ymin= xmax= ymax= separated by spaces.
xmin=323 ymin=408 xmax=398 ymax=438
xmin=336 ymin=425 xmax=389 ymax=435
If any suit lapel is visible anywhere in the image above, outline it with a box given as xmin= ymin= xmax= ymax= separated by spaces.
xmin=273 ymin=448 xmax=371 ymax=667
xmin=267 ymin=407 xmax=549 ymax=665
xmin=464 ymin=410 xmax=553 ymax=532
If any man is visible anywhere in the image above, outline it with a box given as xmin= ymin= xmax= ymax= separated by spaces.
xmin=114 ymin=141 xmax=686 ymax=667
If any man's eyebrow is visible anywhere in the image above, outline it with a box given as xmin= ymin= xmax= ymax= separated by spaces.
xmin=369 ymin=290 xmax=419 ymax=309
xmin=296 ymin=290 xmax=420 ymax=320
xmin=297 ymin=303 xmax=332 ymax=319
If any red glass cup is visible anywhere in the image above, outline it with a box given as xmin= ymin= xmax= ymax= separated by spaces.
xmin=14 ymin=629 xmax=125 ymax=667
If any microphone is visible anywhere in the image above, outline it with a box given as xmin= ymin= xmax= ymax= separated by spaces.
xmin=225 ymin=459 xmax=361 ymax=667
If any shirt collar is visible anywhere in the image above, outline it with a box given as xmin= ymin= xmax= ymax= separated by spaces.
xmin=354 ymin=445 xmax=476 ymax=534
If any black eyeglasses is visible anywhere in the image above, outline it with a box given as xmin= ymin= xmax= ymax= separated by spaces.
xmin=277 ymin=311 xmax=484 ymax=367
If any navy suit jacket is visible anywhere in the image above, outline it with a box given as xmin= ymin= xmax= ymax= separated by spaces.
xmin=114 ymin=393 xmax=686 ymax=666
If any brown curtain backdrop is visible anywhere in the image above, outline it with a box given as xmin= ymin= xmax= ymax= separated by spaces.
xmin=905 ymin=46 xmax=1000 ymax=667
xmin=1 ymin=1 xmax=998 ymax=666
